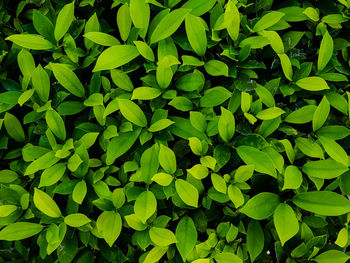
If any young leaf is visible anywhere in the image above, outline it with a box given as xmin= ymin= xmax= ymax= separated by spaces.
xmin=149 ymin=227 xmax=177 ymax=246
xmin=64 ymin=213 xmax=91 ymax=227
xmin=32 ymin=65 xmax=50 ymax=102
xmin=45 ymin=110 xmax=66 ymax=141
xmin=148 ymin=119 xmax=174 ymax=132
xmin=34 ymin=188 xmax=62 ymax=218
xmin=313 ymin=96 xmax=330 ymax=131
xmin=54 ymin=1 xmax=75 ymax=41
xmin=253 ymin=11 xmax=285 ymax=32
xmin=314 ymin=250 xmax=350 ymax=263
xmin=83 ymin=32 xmax=120 ymax=46
xmin=4 ymin=112 xmax=25 ymax=142
xmin=93 ymin=45 xmax=139 ymax=72
xmin=224 ymin=1 xmax=240 ymax=41
xmin=6 ymin=34 xmax=54 ymax=50
xmin=39 ymin=163 xmax=66 ymax=188
xmin=318 ymin=31 xmax=333 ymax=72
xmin=240 ymin=192 xmax=280 ymax=220
xmin=117 ymin=99 xmax=147 ymax=127
xmin=17 ymin=49 xmax=35 ymax=76
xmin=50 ymin=63 xmax=85 ymax=98
xmin=204 ymin=60 xmax=229 ymax=77
xmin=131 ymin=87 xmax=161 ymax=100
xmin=117 ymin=3 xmax=131 ymax=42
xmin=283 ymin=165 xmax=303 ymax=190
xmin=159 ymin=144 xmax=177 ymax=174
xmin=134 ymin=191 xmax=157 ymax=224
xmin=175 ymin=179 xmax=199 ymax=207
xmin=218 ymin=107 xmax=235 ymax=143
xmin=0 ymin=222 xmax=43 ymax=241
xmin=72 ymin=180 xmax=87 ymax=204
xmin=101 ymin=211 xmax=122 ymax=247
xmin=256 ymin=107 xmax=285 ymax=120
xmin=176 ymin=216 xmax=197 ymax=262
xmin=318 ymin=136 xmax=348 ymax=166
xmin=284 ymin=105 xmax=317 ymax=124
xmin=133 ymin=41 xmax=155 ymax=61
xmin=278 ymin=53 xmax=293 ymax=81
xmin=129 ymin=0 xmax=150 ymax=33
xmin=296 ymin=77 xmax=330 ymax=91
xmin=185 ymin=14 xmax=207 ymax=56
xmin=302 ymin=159 xmax=348 ymax=179
xmin=273 ymin=203 xmax=299 ymax=246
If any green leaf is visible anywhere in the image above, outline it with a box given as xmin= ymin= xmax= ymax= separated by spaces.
xmin=318 ymin=31 xmax=333 ymax=72
xmin=151 ymin=173 xmax=173 ymax=186
xmin=131 ymin=87 xmax=161 ymax=100
xmin=293 ymin=191 xmax=350 ymax=216
xmin=295 ymin=137 xmax=324 ymax=159
xmin=317 ymin=125 xmax=350 ymax=140
xmin=218 ymin=107 xmax=235 ymax=143
xmin=262 ymin=30 xmax=284 ymax=54
xmin=284 ymin=105 xmax=317 ymax=124
xmin=133 ymin=41 xmax=155 ymax=61
xmin=187 ymin=164 xmax=209 ymax=179
xmin=214 ymin=252 xmax=243 ymax=263
xmin=283 ymin=165 xmax=303 ymax=190
xmin=0 ymin=205 xmax=17 ymax=217
xmin=278 ymin=53 xmax=293 ymax=81
xmin=50 ymin=63 xmax=85 ymax=98
xmin=129 ymin=0 xmax=150 ymax=33
xmin=4 ymin=112 xmax=25 ymax=142
xmin=247 ymin=220 xmax=264 ymax=262
xmin=45 ymin=110 xmax=66 ymax=141
xmin=303 ymin=7 xmax=319 ymax=21
xmin=0 ymin=222 xmax=43 ymax=241
xmin=39 ymin=163 xmax=66 ymax=187
xmin=83 ymin=32 xmax=120 ymax=46
xmin=134 ymin=191 xmax=157 ymax=224
xmin=241 ymin=92 xmax=251 ymax=113
xmin=228 ymin=184 xmax=244 ymax=208
xmin=175 ymin=216 xmax=197 ymax=261
xmin=101 ymin=211 xmax=122 ymax=247
xmin=54 ymin=1 xmax=75 ymax=41
xmin=200 ymin=86 xmax=231 ymax=107
xmin=106 ymin=128 xmax=141 ymax=165
xmin=185 ymin=14 xmax=207 ymax=56
xmin=159 ymin=144 xmax=177 ymax=174
xmin=34 ymin=188 xmax=62 ymax=218
xmin=253 ymin=11 xmax=285 ymax=32
xmin=236 ymin=146 xmax=277 ymax=178
xmin=234 ymin=165 xmax=255 ymax=183
xmin=273 ymin=203 xmax=299 ymax=246
xmin=335 ymin=227 xmax=348 ymax=247
xmin=240 ymin=192 xmax=280 ymax=220
xmin=314 ymin=250 xmax=350 ymax=263
xmin=72 ymin=180 xmax=87 ymax=204
xmin=6 ymin=34 xmax=54 ymax=50
xmin=296 ymin=77 xmax=330 ymax=91
xmin=117 ymin=3 xmax=131 ymax=42
xmin=143 ymin=246 xmax=168 ymax=263
xmin=124 ymin=213 xmax=147 ymax=231
xmin=32 ymin=65 xmax=50 ymax=102
xmin=256 ymin=107 xmax=285 ymax=120
xmin=211 ymin=173 xmax=227 ymax=194
xmin=141 ymin=144 xmax=159 ymax=184
xmin=110 ymin=69 xmax=134 ymax=91
xmin=93 ymin=45 xmax=139 ymax=72
xmin=313 ymin=96 xmax=330 ymax=131
xmin=64 ymin=213 xmax=91 ymax=227
xmin=224 ymin=1 xmax=240 ymax=42
xmin=175 ymin=179 xmax=199 ymax=207
xmin=148 ymin=119 xmax=174 ymax=132
xmin=149 ymin=227 xmax=177 ymax=246
xmin=204 ymin=60 xmax=229 ymax=77
xmin=24 ymin=151 xmax=59 ymax=175
xmin=150 ymin=8 xmax=190 ymax=44
xmin=302 ymin=159 xmax=348 ymax=179
xmin=17 ymin=49 xmax=35 ymax=76
xmin=33 ymin=10 xmax=55 ymax=43
xmin=117 ymin=99 xmax=147 ymax=127
xmin=318 ymin=136 xmax=348 ymax=166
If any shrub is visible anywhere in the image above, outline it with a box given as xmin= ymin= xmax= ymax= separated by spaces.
xmin=0 ymin=0 xmax=350 ymax=262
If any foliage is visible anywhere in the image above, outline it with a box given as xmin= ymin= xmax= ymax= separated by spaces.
xmin=0 ymin=0 xmax=350 ymax=262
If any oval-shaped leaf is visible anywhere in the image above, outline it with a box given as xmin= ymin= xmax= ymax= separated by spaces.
xmin=34 ymin=188 xmax=62 ymax=218
xmin=134 ymin=191 xmax=157 ymax=224
xmin=240 ymin=192 xmax=280 ymax=220
xmin=296 ymin=77 xmax=330 ymax=91
xmin=175 ymin=179 xmax=199 ymax=208
xmin=117 ymin=99 xmax=147 ymax=127
xmin=185 ymin=14 xmax=207 ymax=56
xmin=6 ymin=34 xmax=54 ymax=50
xmin=54 ymin=1 xmax=75 ymax=41
xmin=273 ymin=203 xmax=299 ymax=246
xmin=0 ymin=222 xmax=43 ymax=241
xmin=318 ymin=31 xmax=333 ymax=72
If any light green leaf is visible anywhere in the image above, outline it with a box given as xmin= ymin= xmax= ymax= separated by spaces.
xmin=319 ymin=136 xmax=348 ymax=166
xmin=159 ymin=144 xmax=177 ymax=174
xmin=335 ymin=228 xmax=348 ymax=247
xmin=302 ymin=159 xmax=348 ymax=179
xmin=314 ymin=250 xmax=350 ymax=263
xmin=45 ymin=110 xmax=66 ymax=141
xmin=33 ymin=10 xmax=55 ymax=43
xmin=303 ymin=7 xmax=319 ymax=21
xmin=211 ymin=173 xmax=227 ymax=194
xmin=278 ymin=53 xmax=293 ymax=81
xmin=240 ymin=192 xmax=280 ymax=220
xmin=0 ymin=222 xmax=43 ymax=241
xmin=200 ymin=86 xmax=231 ymax=107
xmin=148 ymin=119 xmax=174 ymax=132
xmin=106 ymin=128 xmax=141 ymax=165
xmin=273 ymin=203 xmax=299 ymax=246
xmin=131 ymin=87 xmax=161 ymax=100
xmin=102 ymin=211 xmax=122 ymax=247
xmin=117 ymin=3 xmax=131 ymax=41
xmin=4 ymin=112 xmax=25 ymax=142
xmin=256 ymin=107 xmax=285 ymax=120
xmin=284 ymin=105 xmax=317 ymax=124
xmin=72 ymin=180 xmax=87 ymax=204
xmin=130 ymin=0 xmax=150 ymax=35
xmin=247 ymin=220 xmax=264 ymax=262
xmin=39 ymin=163 xmax=66 ymax=188
xmin=176 ymin=216 xmax=197 ymax=262
xmin=32 ymin=65 xmax=50 ymax=102
xmin=64 ymin=213 xmax=91 ymax=227
xmin=54 ymin=1 xmax=74 ymax=41
xmin=124 ymin=213 xmax=147 ymax=231
xmin=17 ymin=49 xmax=35 ymax=76
xmin=214 ymin=252 xmax=243 ymax=263
xmin=110 ymin=69 xmax=134 ymax=91
xmin=117 ymin=99 xmax=147 ymax=127
xmin=224 ymin=1 xmax=240 ymax=41
xmin=134 ymin=191 xmax=157 ymax=224
xmin=283 ymin=165 xmax=303 ymax=190
xmin=218 ymin=107 xmax=235 ymax=143
xmin=140 ymin=144 xmax=159 ymax=184
xmin=151 ymin=173 xmax=173 ymax=186
xmin=149 ymin=227 xmax=177 ymax=246
xmin=6 ymin=34 xmax=54 ymax=50
xmin=0 ymin=205 xmax=17 ymax=217
xmin=93 ymin=45 xmax=139 ymax=72
xmin=175 ymin=179 xmax=199 ymax=207
xmin=83 ymin=32 xmax=120 ymax=46
xmin=296 ymin=77 xmax=330 ymax=91
xmin=150 ymin=8 xmax=190 ymax=44
xmin=313 ymin=96 xmax=330 ymax=131
xmin=234 ymin=165 xmax=255 ymax=183
xmin=143 ymin=246 xmax=168 ymax=263
xmin=204 ymin=60 xmax=229 ymax=76
xmin=295 ymin=137 xmax=324 ymax=159
xmin=134 ymin=41 xmax=155 ymax=61
xmin=293 ymin=191 xmax=350 ymax=216
xmin=318 ymin=31 xmax=333 ymax=72
xmin=24 ymin=151 xmax=59 ymax=175
xmin=185 ymin=14 xmax=207 ymax=56
xmin=34 ymin=188 xmax=62 ymax=218
xmin=50 ymin=63 xmax=85 ymax=98
xmin=228 ymin=184 xmax=244 ymax=208
xmin=241 ymin=92 xmax=251 ymax=113
xmin=187 ymin=164 xmax=208 ymax=180
xmin=262 ymin=30 xmax=284 ymax=54
xmin=253 ymin=11 xmax=285 ymax=32
xmin=236 ymin=146 xmax=277 ymax=178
